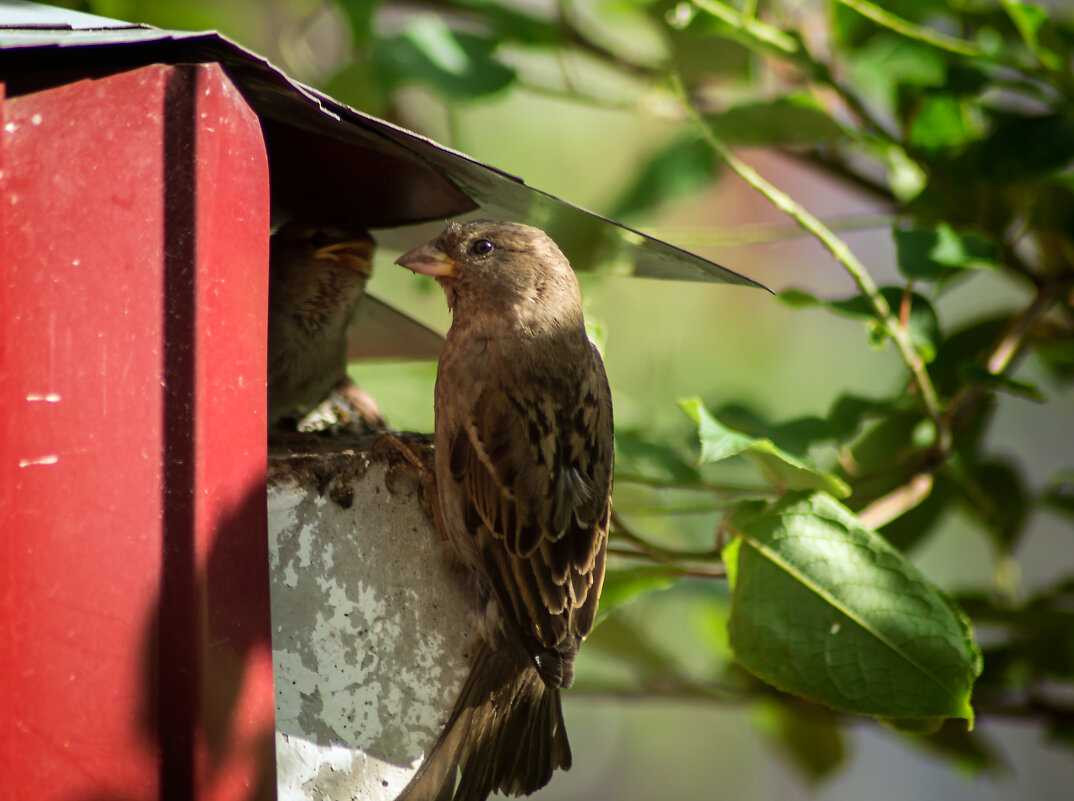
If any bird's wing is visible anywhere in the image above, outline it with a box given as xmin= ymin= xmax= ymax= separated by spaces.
xmin=446 ymin=343 xmax=612 ymax=678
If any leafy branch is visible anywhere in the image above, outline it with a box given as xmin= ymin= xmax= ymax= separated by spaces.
xmin=673 ymin=74 xmax=948 ymax=452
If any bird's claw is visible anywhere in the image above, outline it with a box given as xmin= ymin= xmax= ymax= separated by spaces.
xmin=374 ymin=433 xmax=447 ymax=542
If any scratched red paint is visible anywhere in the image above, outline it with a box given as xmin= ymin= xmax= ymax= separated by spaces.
xmin=0 ymin=64 xmax=273 ymax=801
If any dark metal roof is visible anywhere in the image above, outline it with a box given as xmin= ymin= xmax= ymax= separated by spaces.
xmin=0 ymin=0 xmax=765 ymax=289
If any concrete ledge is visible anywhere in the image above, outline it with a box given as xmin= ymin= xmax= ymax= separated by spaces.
xmin=267 ymin=436 xmax=472 ymax=800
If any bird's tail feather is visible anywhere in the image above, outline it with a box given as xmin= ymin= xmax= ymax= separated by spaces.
xmin=398 ymin=639 xmax=571 ymax=801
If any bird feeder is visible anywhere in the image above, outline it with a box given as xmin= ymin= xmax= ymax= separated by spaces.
xmin=0 ymin=3 xmax=760 ymax=800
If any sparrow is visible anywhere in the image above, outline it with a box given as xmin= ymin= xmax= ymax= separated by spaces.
xmin=394 ymin=220 xmax=614 ymax=801
xmin=267 ymin=220 xmax=385 ymax=429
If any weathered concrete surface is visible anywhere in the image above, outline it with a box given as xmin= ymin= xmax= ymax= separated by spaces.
xmin=267 ymin=435 xmax=473 ymax=800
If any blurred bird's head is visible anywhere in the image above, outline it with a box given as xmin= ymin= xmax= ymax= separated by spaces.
xmin=271 ymin=221 xmax=375 ymax=280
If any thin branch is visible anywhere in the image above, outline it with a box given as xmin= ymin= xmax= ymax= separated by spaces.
xmin=690 ymin=0 xmax=800 ymax=54
xmin=647 ymin=212 xmax=895 ymax=247
xmin=857 ymin=473 xmax=934 ymax=529
xmin=614 ymin=472 xmax=770 ymax=497
xmin=574 ymin=679 xmax=1074 ymax=728
xmin=606 ymin=548 xmax=727 ymax=578
xmin=837 ymin=0 xmax=984 ymax=57
xmin=945 ymin=281 xmax=1068 ymax=438
xmin=673 ymin=74 xmax=949 ymax=454
xmin=780 ymin=147 xmax=897 ymax=205
xmin=610 ymin=510 xmax=724 ymax=567
xmin=690 ymin=0 xmax=897 ymax=142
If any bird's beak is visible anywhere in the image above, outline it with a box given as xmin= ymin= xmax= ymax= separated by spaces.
xmin=316 ymin=239 xmax=375 ymax=275
xmin=396 ymin=242 xmax=458 ymax=277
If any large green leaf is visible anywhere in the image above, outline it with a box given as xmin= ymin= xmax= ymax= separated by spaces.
xmin=723 ymin=492 xmax=981 ymax=721
xmin=679 ymin=398 xmax=850 ymax=497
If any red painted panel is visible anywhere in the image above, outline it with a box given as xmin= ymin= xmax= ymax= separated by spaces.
xmin=186 ymin=64 xmax=274 ymax=801
xmin=0 ymin=64 xmax=272 ymax=801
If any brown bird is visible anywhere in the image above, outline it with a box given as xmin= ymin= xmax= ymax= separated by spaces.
xmin=267 ymin=220 xmax=384 ymax=428
xmin=395 ymin=220 xmax=614 ymax=801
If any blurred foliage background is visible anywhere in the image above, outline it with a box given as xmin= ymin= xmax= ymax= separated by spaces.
xmin=46 ymin=0 xmax=1074 ymax=798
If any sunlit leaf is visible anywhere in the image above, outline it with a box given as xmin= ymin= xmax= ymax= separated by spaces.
xmin=679 ymin=398 xmax=850 ymax=497
xmin=725 ymin=492 xmax=982 ymax=721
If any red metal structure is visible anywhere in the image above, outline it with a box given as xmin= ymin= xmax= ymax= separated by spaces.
xmin=1 ymin=64 xmax=274 ymax=801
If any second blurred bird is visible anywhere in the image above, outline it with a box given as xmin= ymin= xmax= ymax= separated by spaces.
xmin=268 ymin=220 xmax=387 ymax=431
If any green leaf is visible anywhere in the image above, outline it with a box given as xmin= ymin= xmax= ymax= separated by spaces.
xmin=371 ymin=14 xmax=516 ymax=99
xmin=678 ymin=398 xmax=850 ymax=497
xmin=893 ymin=223 xmax=999 ymax=280
xmin=844 ymin=35 xmax=947 ymax=121
xmin=336 ymin=0 xmax=383 ymax=43
xmin=930 ymin=316 xmax=1010 ymax=397
xmin=716 ymin=402 xmax=834 ymax=456
xmin=725 ymin=492 xmax=982 ymax=721
xmin=707 ymin=95 xmax=847 ymax=146
xmin=615 ymin=429 xmax=702 ymax=484
xmin=778 ymin=287 xmax=941 ymax=362
xmin=826 ymin=393 xmax=908 ymax=444
xmin=448 ymin=0 xmax=564 ymax=46
xmin=880 ymin=716 xmax=944 ymax=734
xmin=908 ymin=94 xmax=981 ymax=151
xmin=608 ymin=130 xmax=719 ymax=222
xmin=957 ymin=363 xmax=1045 ymax=402
xmin=1003 ymin=0 xmax=1066 ymax=71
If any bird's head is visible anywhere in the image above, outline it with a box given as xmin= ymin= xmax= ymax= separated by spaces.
xmin=272 ymin=221 xmax=375 ymax=279
xmin=395 ymin=220 xmax=582 ymax=329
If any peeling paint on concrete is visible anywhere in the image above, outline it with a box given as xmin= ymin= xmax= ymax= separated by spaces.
xmin=268 ymin=437 xmax=473 ymax=800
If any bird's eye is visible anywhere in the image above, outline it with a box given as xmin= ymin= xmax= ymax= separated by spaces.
xmin=471 ymin=238 xmax=495 ymax=256
xmin=308 ymin=230 xmax=331 ymax=249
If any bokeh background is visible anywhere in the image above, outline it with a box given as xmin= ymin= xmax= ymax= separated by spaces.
xmin=39 ymin=1 xmax=1074 ymax=798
